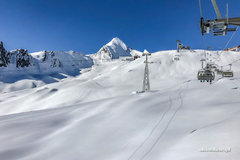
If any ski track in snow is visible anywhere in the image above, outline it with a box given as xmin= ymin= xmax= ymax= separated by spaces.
xmin=127 ymin=81 xmax=189 ymax=160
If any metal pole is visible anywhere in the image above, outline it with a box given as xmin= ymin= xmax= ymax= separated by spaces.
xmin=176 ymin=40 xmax=180 ymax=53
xmin=201 ymin=59 xmax=204 ymax=68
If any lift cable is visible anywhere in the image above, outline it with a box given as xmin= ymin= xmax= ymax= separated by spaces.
xmin=224 ymin=26 xmax=239 ymax=50
xmin=218 ymin=26 xmax=240 ymax=68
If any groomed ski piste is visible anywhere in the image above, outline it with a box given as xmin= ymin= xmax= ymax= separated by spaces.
xmin=0 ymin=39 xmax=240 ymax=160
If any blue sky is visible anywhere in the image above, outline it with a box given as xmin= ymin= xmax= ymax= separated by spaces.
xmin=0 ymin=0 xmax=240 ymax=54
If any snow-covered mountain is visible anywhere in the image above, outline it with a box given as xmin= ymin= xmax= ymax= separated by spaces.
xmin=0 ymin=46 xmax=93 ymax=92
xmin=0 ymin=38 xmax=141 ymax=92
xmin=91 ymin=37 xmax=142 ymax=62
xmin=30 ymin=50 xmax=93 ymax=74
xmin=0 ymin=38 xmax=140 ymax=75
xmin=92 ymin=37 xmax=131 ymax=60
xmin=0 ymin=42 xmax=93 ymax=74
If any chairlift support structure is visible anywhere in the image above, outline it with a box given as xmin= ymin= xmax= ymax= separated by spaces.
xmin=199 ymin=0 xmax=240 ymax=36
xmin=176 ymin=40 xmax=180 ymax=53
xmin=142 ymin=50 xmax=151 ymax=92
xmin=200 ymin=58 xmax=206 ymax=69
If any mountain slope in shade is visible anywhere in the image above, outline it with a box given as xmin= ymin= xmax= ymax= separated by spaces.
xmin=0 ymin=49 xmax=94 ymax=92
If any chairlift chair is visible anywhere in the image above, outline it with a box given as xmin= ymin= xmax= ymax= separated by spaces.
xmin=198 ymin=69 xmax=215 ymax=83
xmin=173 ymin=54 xmax=180 ymax=61
xmin=222 ymin=71 xmax=234 ymax=77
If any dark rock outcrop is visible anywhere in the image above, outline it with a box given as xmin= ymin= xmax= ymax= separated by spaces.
xmin=13 ymin=49 xmax=32 ymax=68
xmin=0 ymin=41 xmax=10 ymax=67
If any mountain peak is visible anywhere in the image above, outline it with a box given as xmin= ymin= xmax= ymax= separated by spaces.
xmin=143 ymin=49 xmax=149 ymax=54
xmin=110 ymin=37 xmax=121 ymax=42
xmin=106 ymin=37 xmax=127 ymax=49
xmin=92 ymin=37 xmax=131 ymax=61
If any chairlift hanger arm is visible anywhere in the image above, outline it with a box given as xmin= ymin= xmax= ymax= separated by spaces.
xmin=199 ymin=0 xmax=240 ymax=36
xmin=208 ymin=17 xmax=240 ymax=26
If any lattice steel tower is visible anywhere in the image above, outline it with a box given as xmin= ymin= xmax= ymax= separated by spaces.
xmin=142 ymin=50 xmax=151 ymax=92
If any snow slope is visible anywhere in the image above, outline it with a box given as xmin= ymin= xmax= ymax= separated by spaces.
xmin=0 ymin=50 xmax=240 ymax=160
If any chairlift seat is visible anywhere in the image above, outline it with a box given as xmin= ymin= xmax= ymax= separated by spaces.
xmin=197 ymin=70 xmax=215 ymax=82
xmin=222 ymin=71 xmax=234 ymax=77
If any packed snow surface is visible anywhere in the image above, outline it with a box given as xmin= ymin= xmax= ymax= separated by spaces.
xmin=0 ymin=49 xmax=240 ymax=160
